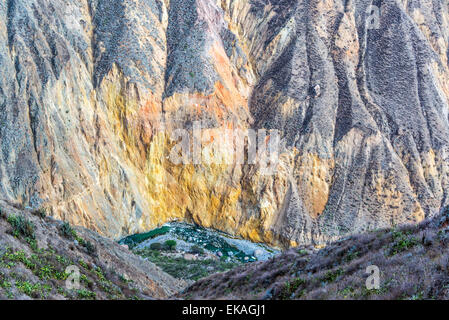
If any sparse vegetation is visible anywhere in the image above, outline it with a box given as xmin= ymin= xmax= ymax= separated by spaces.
xmin=322 ymin=268 xmax=344 ymax=283
xmin=84 ymin=240 xmax=96 ymax=255
xmin=0 ymin=203 xmax=165 ymax=300
xmin=16 ymin=280 xmax=51 ymax=298
xmin=33 ymin=208 xmax=47 ymax=219
xmin=76 ymin=289 xmax=96 ymax=300
xmin=149 ymin=242 xmax=162 ymax=251
xmin=164 ymin=240 xmax=177 ymax=251
xmin=60 ymin=222 xmax=77 ymax=239
xmin=7 ymin=214 xmax=35 ymax=239
xmin=78 ymin=260 xmax=88 ymax=269
xmin=59 ymin=222 xmax=96 ymax=255
xmin=389 ymin=230 xmax=419 ymax=256
xmin=344 ymin=247 xmax=359 ymax=262
xmin=190 ymin=245 xmax=204 ymax=255
xmin=181 ymin=215 xmax=449 ymax=300
xmin=133 ymin=248 xmax=238 ymax=281
xmin=0 ymin=242 xmax=149 ymax=300
xmin=281 ymin=277 xmax=307 ymax=299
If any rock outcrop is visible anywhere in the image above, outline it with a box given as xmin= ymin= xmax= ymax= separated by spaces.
xmin=0 ymin=0 xmax=448 ymax=247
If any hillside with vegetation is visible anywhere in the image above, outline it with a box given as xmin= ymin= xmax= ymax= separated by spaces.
xmin=0 ymin=200 xmax=186 ymax=300
xmin=181 ymin=208 xmax=449 ymax=300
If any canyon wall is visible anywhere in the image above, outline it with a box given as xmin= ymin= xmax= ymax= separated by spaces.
xmin=0 ymin=0 xmax=448 ymax=247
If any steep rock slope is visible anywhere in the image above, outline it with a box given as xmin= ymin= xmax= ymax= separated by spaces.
xmin=0 ymin=200 xmax=186 ymax=299
xmin=0 ymin=0 xmax=448 ymax=247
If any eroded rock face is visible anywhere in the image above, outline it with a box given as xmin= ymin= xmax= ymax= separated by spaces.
xmin=0 ymin=0 xmax=448 ymax=247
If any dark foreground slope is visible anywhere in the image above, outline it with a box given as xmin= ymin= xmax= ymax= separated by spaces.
xmin=0 ymin=200 xmax=186 ymax=300
xmin=180 ymin=208 xmax=449 ymax=300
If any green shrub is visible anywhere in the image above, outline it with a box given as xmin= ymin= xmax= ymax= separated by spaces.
xmin=33 ymin=208 xmax=47 ymax=219
xmin=84 ymin=241 xmax=96 ymax=255
xmin=26 ymin=238 xmax=38 ymax=251
xmin=190 ymin=245 xmax=204 ymax=255
xmin=7 ymin=214 xmax=35 ymax=239
xmin=150 ymin=243 xmax=162 ymax=251
xmin=78 ymin=260 xmax=89 ymax=269
xmin=76 ymin=289 xmax=96 ymax=300
xmin=60 ymin=222 xmax=77 ymax=239
xmin=282 ymin=277 xmax=307 ymax=299
xmin=164 ymin=240 xmax=177 ymax=251
xmin=16 ymin=280 xmax=51 ymax=298
xmin=389 ymin=230 xmax=419 ymax=256
xmin=323 ymin=268 xmax=344 ymax=283
xmin=60 ymin=222 xmax=96 ymax=255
